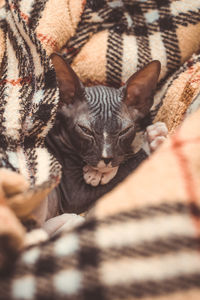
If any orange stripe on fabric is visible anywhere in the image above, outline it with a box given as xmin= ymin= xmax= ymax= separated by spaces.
xmin=10 ymin=3 xmax=29 ymax=22
xmin=191 ymin=76 xmax=200 ymax=84
xmin=0 ymin=76 xmax=32 ymax=86
xmin=171 ymin=133 xmax=200 ymax=235
xmin=0 ymin=198 xmax=6 ymax=205
xmin=10 ymin=3 xmax=58 ymax=49
xmin=81 ymin=0 xmax=87 ymax=12
xmin=37 ymin=33 xmax=57 ymax=48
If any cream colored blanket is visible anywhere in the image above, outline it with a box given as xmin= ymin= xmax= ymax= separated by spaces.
xmin=0 ymin=1 xmax=200 ymax=299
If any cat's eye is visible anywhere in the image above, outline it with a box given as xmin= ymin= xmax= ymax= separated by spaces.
xmin=119 ymin=126 xmax=132 ymax=136
xmin=78 ymin=124 xmax=93 ymax=136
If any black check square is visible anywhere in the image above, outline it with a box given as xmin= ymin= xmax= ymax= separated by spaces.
xmin=134 ymin=25 xmax=148 ymax=36
xmin=159 ymin=16 xmax=175 ymax=31
xmin=79 ymin=246 xmax=99 ymax=268
xmin=156 ymin=0 xmax=170 ymax=8
xmin=126 ymin=3 xmax=143 ymax=15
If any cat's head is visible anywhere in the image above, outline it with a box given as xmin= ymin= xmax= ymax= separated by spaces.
xmin=51 ymin=53 xmax=160 ymax=168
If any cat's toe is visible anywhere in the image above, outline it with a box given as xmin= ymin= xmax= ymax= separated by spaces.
xmin=83 ymin=171 xmax=93 ymax=184
xmin=83 ymin=165 xmax=90 ymax=172
xmin=146 ymin=122 xmax=168 ymax=152
xmin=83 ymin=166 xmax=93 ymax=182
xmin=90 ymin=174 xmax=102 ymax=186
xmin=101 ymin=167 xmax=118 ymax=185
xmin=147 ymin=122 xmax=168 ymax=142
xmin=150 ymin=136 xmax=166 ymax=151
xmin=83 ymin=168 xmax=102 ymax=186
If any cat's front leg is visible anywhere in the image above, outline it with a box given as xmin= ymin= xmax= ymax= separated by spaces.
xmin=146 ymin=122 xmax=168 ymax=152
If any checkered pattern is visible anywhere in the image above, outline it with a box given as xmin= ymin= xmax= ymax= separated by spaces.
xmin=1 ymin=200 xmax=200 ymax=299
xmin=0 ymin=0 xmax=61 ymax=211
xmin=63 ymin=0 xmax=200 ymax=87
xmin=0 ymin=0 xmax=200 ymax=299
xmin=153 ymin=54 xmax=200 ymax=131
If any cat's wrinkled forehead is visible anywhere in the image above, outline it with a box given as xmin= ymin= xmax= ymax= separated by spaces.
xmin=85 ymin=85 xmax=122 ymax=120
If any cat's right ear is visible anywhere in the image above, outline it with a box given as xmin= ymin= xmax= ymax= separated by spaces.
xmin=50 ymin=53 xmax=84 ymax=105
xmin=123 ymin=60 xmax=161 ymax=118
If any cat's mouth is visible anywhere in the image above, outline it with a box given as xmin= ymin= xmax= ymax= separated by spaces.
xmin=89 ymin=160 xmax=119 ymax=174
xmin=93 ymin=166 xmax=115 ymax=173
xmin=83 ymin=158 xmax=121 ymax=169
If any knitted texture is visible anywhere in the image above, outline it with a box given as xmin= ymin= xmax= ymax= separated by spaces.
xmin=62 ymin=0 xmax=200 ymax=87
xmin=0 ymin=0 xmax=200 ymax=299
xmin=0 ymin=0 xmax=62 ymax=271
xmin=154 ymin=54 xmax=200 ymax=131
xmin=0 ymin=0 xmax=62 ymax=216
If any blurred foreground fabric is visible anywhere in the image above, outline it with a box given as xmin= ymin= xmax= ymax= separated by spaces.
xmin=0 ymin=0 xmax=200 ymax=299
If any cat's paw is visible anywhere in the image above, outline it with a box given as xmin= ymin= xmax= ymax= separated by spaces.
xmin=83 ymin=165 xmax=119 ymax=186
xmin=83 ymin=165 xmax=102 ymax=186
xmin=146 ymin=122 xmax=168 ymax=152
xmin=100 ymin=167 xmax=118 ymax=185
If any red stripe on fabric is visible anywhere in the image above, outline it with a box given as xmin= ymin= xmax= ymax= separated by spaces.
xmin=191 ymin=76 xmax=200 ymax=84
xmin=0 ymin=199 xmax=6 ymax=205
xmin=10 ymin=4 xmax=57 ymax=49
xmin=171 ymin=133 xmax=200 ymax=234
xmin=81 ymin=0 xmax=87 ymax=12
xmin=10 ymin=4 xmax=29 ymax=22
xmin=0 ymin=76 xmax=32 ymax=86
xmin=37 ymin=33 xmax=57 ymax=48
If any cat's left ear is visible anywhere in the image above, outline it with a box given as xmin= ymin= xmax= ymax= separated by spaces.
xmin=50 ymin=52 xmax=84 ymax=105
xmin=123 ymin=60 xmax=161 ymax=117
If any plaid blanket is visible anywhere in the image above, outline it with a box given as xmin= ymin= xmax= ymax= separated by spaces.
xmin=0 ymin=0 xmax=200 ymax=299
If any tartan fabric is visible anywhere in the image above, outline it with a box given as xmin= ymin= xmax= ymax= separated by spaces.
xmin=1 ymin=201 xmax=200 ymax=299
xmin=0 ymin=0 xmax=61 ymax=216
xmin=154 ymin=54 xmax=200 ymax=131
xmin=0 ymin=0 xmax=200 ymax=299
xmin=62 ymin=0 xmax=200 ymax=87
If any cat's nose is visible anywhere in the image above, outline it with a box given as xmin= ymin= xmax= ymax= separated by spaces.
xmin=102 ymin=158 xmax=112 ymax=165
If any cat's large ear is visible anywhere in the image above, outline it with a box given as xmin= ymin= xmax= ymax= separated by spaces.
xmin=50 ymin=53 xmax=84 ymax=105
xmin=123 ymin=60 xmax=161 ymax=117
